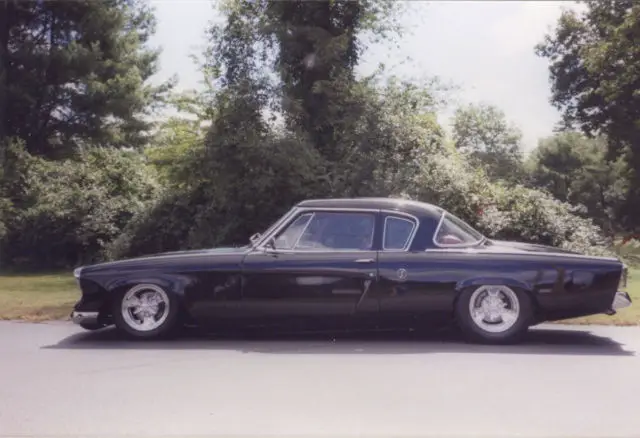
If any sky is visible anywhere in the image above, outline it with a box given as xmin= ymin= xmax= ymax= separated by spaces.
xmin=148 ymin=0 xmax=581 ymax=152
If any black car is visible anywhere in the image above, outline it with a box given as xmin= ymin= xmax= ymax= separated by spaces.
xmin=71 ymin=197 xmax=631 ymax=344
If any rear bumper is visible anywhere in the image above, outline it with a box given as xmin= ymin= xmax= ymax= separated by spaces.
xmin=609 ymin=291 xmax=632 ymax=313
xmin=71 ymin=311 xmax=99 ymax=325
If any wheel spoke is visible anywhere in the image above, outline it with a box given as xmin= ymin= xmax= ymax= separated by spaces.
xmin=140 ymin=314 xmax=156 ymax=329
xmin=501 ymin=309 xmax=518 ymax=325
xmin=124 ymin=296 xmax=141 ymax=308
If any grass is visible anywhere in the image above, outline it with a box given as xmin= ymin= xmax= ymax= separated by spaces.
xmin=0 ymin=271 xmax=78 ymax=321
xmin=0 ymin=268 xmax=639 ymax=325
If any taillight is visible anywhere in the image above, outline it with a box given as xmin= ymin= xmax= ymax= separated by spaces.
xmin=619 ymin=265 xmax=628 ymax=290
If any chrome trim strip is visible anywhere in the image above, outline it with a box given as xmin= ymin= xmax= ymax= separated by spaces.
xmin=382 ymin=215 xmax=417 ymax=251
xmin=253 ymin=207 xmax=301 ymax=248
xmin=71 ymin=311 xmax=99 ymax=325
xmin=422 ymin=247 xmax=620 ymax=261
xmin=612 ymin=291 xmax=632 ymax=310
xmin=290 ymin=212 xmax=315 ymax=249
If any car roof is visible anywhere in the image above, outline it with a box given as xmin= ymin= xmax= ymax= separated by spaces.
xmin=296 ymin=197 xmax=444 ymax=218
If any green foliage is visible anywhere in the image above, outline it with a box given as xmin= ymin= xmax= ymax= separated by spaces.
xmin=3 ymin=0 xmax=618 ymax=267
xmin=451 ymin=103 xmax=525 ymax=184
xmin=536 ymin=0 xmax=640 ymax=230
xmin=403 ymin=146 xmax=611 ymax=257
xmin=144 ymin=90 xmax=213 ymax=189
xmin=611 ymin=237 xmax=640 ymax=267
xmin=0 ymin=0 xmax=173 ymax=158
xmin=1 ymin=140 xmax=158 ymax=268
xmin=112 ymin=0 xmax=613 ymax=261
xmin=0 ymin=140 xmax=14 ymax=242
xmin=527 ymin=132 xmax=630 ymax=235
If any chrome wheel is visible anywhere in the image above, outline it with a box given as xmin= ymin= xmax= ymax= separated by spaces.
xmin=121 ymin=284 xmax=170 ymax=332
xmin=468 ymin=285 xmax=520 ymax=333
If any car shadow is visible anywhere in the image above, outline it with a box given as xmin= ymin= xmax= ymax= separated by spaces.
xmin=43 ymin=325 xmax=635 ymax=356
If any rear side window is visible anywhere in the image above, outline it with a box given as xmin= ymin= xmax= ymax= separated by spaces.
xmin=383 ymin=216 xmax=416 ymax=250
xmin=434 ymin=213 xmax=483 ymax=246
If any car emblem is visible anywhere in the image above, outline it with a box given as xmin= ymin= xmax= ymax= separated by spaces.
xmin=396 ymin=268 xmax=408 ymax=281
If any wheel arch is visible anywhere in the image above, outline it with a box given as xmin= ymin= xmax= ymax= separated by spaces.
xmin=452 ymin=277 xmax=539 ymax=314
xmin=93 ymin=272 xmax=193 ymax=322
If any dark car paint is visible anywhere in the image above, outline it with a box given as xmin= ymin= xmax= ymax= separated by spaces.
xmin=73 ymin=198 xmax=626 ymax=331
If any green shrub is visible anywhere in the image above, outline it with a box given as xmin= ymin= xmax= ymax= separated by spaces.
xmin=1 ymin=142 xmax=159 ymax=268
xmin=403 ymin=148 xmax=613 ymax=257
xmin=108 ymin=133 xmax=325 ymax=259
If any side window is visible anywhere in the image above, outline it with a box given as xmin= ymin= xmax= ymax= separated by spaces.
xmin=273 ymin=213 xmax=313 ymax=249
xmin=434 ymin=213 xmax=483 ymax=246
xmin=295 ymin=212 xmax=375 ymax=251
xmin=383 ymin=216 xmax=416 ymax=250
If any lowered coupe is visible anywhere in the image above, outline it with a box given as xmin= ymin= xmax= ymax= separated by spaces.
xmin=71 ymin=197 xmax=631 ymax=344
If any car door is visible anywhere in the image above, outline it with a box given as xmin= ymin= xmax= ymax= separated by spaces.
xmin=376 ymin=212 xmax=452 ymax=325
xmin=240 ymin=209 xmax=380 ymax=330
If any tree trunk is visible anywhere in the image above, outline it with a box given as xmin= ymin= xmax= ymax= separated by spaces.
xmin=0 ymin=0 xmax=11 ymax=143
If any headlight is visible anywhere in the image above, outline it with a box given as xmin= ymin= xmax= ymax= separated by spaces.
xmin=73 ymin=267 xmax=83 ymax=279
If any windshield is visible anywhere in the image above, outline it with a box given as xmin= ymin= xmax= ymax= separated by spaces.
xmin=250 ymin=208 xmax=297 ymax=246
xmin=434 ymin=212 xmax=484 ymax=247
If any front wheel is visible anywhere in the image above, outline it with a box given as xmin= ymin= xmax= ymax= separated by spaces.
xmin=113 ymin=283 xmax=180 ymax=339
xmin=455 ymin=285 xmax=533 ymax=344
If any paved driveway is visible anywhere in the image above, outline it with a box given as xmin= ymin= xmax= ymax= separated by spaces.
xmin=1 ymin=321 xmax=639 ymax=437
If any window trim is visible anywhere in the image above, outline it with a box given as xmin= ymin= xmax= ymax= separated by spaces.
xmin=382 ymin=215 xmax=418 ymax=251
xmin=432 ymin=212 xmax=484 ymax=249
xmin=292 ymin=211 xmax=376 ymax=251
xmin=265 ymin=209 xmax=377 ymax=253
xmin=273 ymin=212 xmax=314 ymax=250
xmin=255 ymin=207 xmax=421 ymax=253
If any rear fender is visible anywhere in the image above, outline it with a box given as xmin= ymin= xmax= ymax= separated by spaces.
xmin=453 ymin=277 xmax=537 ymax=311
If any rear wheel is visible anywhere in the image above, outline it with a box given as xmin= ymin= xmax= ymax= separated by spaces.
xmin=113 ymin=284 xmax=180 ymax=339
xmin=455 ymin=285 xmax=532 ymax=344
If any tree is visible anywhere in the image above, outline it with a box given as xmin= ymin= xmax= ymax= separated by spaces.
xmin=0 ymin=0 xmax=173 ymax=158
xmin=536 ymin=0 xmax=640 ymax=230
xmin=527 ymin=132 xmax=629 ymax=235
xmin=1 ymin=140 xmax=159 ymax=268
xmin=144 ymin=90 xmax=213 ymax=190
xmin=451 ymin=103 xmax=524 ymax=183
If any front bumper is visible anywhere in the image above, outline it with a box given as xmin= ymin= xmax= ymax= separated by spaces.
xmin=71 ymin=311 xmax=99 ymax=325
xmin=611 ymin=291 xmax=632 ymax=312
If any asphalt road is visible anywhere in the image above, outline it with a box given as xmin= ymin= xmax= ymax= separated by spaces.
xmin=1 ymin=321 xmax=640 ymax=438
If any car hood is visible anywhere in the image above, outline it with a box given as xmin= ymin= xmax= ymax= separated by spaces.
xmin=145 ymin=247 xmax=250 ymax=258
xmin=80 ymin=246 xmax=250 ymax=274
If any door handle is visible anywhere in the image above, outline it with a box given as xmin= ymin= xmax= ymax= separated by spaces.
xmin=355 ymin=258 xmax=375 ymax=264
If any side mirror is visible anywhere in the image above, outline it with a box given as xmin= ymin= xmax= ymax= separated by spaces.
xmin=249 ymin=233 xmax=261 ymax=244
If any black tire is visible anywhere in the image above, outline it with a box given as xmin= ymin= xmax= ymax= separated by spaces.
xmin=112 ymin=283 xmax=181 ymax=340
xmin=455 ymin=285 xmax=533 ymax=345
